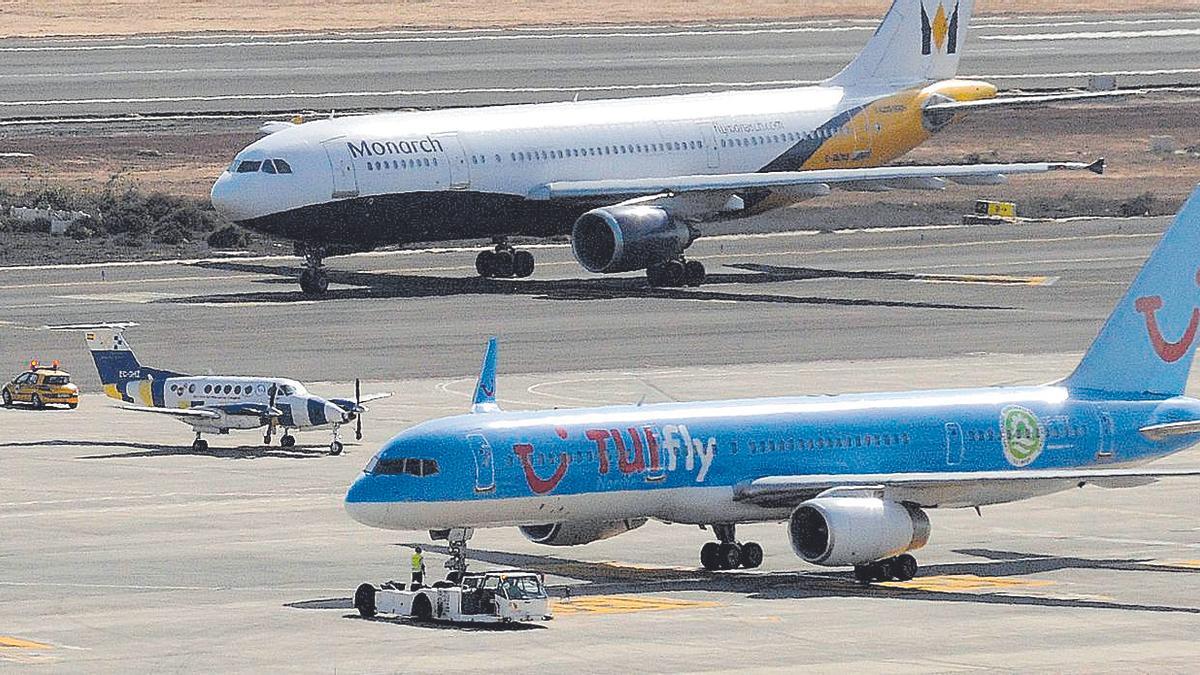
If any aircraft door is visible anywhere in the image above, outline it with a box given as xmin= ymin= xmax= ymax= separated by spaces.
xmin=944 ymin=422 xmax=964 ymax=466
xmin=1096 ymin=411 xmax=1116 ymax=461
xmin=698 ymin=122 xmax=720 ymax=169
xmin=321 ymin=138 xmax=360 ymax=199
xmin=434 ymin=133 xmax=471 ymax=190
xmin=466 ymin=432 xmax=496 ymax=493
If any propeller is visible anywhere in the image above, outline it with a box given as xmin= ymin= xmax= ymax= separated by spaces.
xmin=355 ymin=378 xmax=363 ymax=441
xmin=264 ymin=383 xmax=279 ymax=445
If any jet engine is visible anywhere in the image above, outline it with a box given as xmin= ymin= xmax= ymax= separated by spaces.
xmin=519 ymin=518 xmax=647 ymax=546
xmin=787 ymin=497 xmax=930 ymax=567
xmin=571 ymin=205 xmax=694 ymax=273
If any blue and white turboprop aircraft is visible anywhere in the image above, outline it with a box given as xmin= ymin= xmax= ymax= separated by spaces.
xmin=56 ymin=325 xmax=391 ymax=455
xmin=348 ymin=186 xmax=1200 ymax=583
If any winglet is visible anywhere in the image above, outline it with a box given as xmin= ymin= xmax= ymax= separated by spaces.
xmin=471 ymin=337 xmax=500 ymax=413
xmin=1087 ymin=158 xmax=1106 ymax=175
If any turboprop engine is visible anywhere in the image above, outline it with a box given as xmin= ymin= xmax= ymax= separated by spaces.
xmin=571 ymin=205 xmax=694 ymax=274
xmin=519 ymin=518 xmax=648 ymax=546
xmin=787 ymin=497 xmax=930 ymax=567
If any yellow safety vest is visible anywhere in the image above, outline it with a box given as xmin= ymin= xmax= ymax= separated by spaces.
xmin=411 ymin=552 xmax=424 ymax=571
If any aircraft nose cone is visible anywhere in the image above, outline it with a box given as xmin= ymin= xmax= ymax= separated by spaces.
xmin=344 ymin=474 xmax=390 ymax=528
xmin=210 ymin=172 xmax=254 ymax=222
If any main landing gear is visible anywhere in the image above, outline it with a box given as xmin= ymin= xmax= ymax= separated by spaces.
xmin=699 ymin=524 xmax=763 ymax=570
xmin=476 ymin=239 xmax=535 ymax=279
xmin=853 ymin=554 xmax=918 ymax=584
xmin=299 ymin=246 xmax=329 ymax=296
xmin=647 ymin=258 xmax=705 ymax=288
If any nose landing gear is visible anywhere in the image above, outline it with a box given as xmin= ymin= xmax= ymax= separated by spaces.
xmin=476 ymin=239 xmax=535 ymax=279
xmin=647 ymin=258 xmax=705 ymax=288
xmin=192 ymin=431 xmax=209 ymax=452
xmin=699 ymin=524 xmax=762 ymax=570
xmin=330 ymin=423 xmax=345 ymax=455
xmin=430 ymin=527 xmax=474 ymax=583
xmin=298 ymin=245 xmax=329 ymax=295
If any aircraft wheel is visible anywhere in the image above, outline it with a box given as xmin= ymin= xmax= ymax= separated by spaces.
xmin=491 ymin=249 xmax=515 ymax=278
xmin=354 ymin=583 xmax=377 ymax=618
xmin=299 ymin=269 xmax=329 ymax=296
xmin=700 ymin=542 xmax=721 ymax=570
xmin=740 ymin=542 xmax=763 ymax=569
xmin=646 ymin=265 xmax=666 ymax=288
xmin=717 ymin=542 xmax=742 ymax=570
xmin=31 ymin=394 xmax=44 ymax=409
xmin=476 ymin=251 xmax=495 ymax=277
xmin=193 ymin=438 xmax=209 ymax=451
xmin=280 ymin=434 xmax=296 ymax=448
xmin=662 ymin=260 xmax=686 ymax=287
xmin=684 ymin=260 xmax=706 ymax=287
xmin=513 ymin=250 xmax=535 ymax=278
xmin=2 ymin=390 xmax=11 ymax=407
xmin=889 ymin=554 xmax=918 ymax=582
xmin=68 ymin=403 xmax=78 ymax=409
xmin=330 ymin=441 xmax=344 ymax=455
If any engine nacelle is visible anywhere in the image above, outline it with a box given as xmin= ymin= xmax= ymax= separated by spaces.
xmin=571 ymin=205 xmax=692 ymax=273
xmin=519 ymin=518 xmax=647 ymax=546
xmin=788 ymin=497 xmax=930 ymax=567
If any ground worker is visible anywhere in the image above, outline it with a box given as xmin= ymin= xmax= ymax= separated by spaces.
xmin=411 ymin=546 xmax=426 ymax=588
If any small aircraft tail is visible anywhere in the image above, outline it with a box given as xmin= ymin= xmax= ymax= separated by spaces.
xmin=81 ymin=327 xmax=184 ymax=401
xmin=1063 ymin=184 xmax=1200 ymax=397
xmin=825 ymin=0 xmax=977 ymax=89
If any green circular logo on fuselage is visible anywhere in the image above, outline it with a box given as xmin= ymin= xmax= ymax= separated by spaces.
xmin=1001 ymin=405 xmax=1045 ymax=467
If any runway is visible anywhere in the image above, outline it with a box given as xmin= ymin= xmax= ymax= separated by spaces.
xmin=5 ymin=213 xmax=1200 ymax=669
xmin=1 ymin=12 xmax=1198 ymax=118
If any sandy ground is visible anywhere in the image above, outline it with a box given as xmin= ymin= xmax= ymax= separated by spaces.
xmin=0 ymin=0 xmax=1188 ymax=38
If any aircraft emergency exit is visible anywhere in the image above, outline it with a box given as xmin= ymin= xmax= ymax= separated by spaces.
xmin=211 ymin=0 xmax=1108 ymax=295
xmin=346 ymin=185 xmax=1200 ymax=583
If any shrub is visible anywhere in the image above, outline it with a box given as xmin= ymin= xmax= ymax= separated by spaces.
xmin=207 ymin=225 xmax=245 ymax=248
xmin=1119 ymin=192 xmax=1156 ymax=218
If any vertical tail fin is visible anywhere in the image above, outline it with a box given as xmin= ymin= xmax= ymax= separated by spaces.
xmin=1064 ymin=185 xmax=1200 ymax=397
xmin=826 ymin=0 xmax=976 ymax=89
xmin=471 ymin=337 xmax=500 ymax=413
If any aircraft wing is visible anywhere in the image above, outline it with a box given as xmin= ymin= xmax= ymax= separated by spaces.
xmin=922 ymin=90 xmax=1134 ymax=113
xmin=733 ymin=467 xmax=1200 ymax=509
xmin=527 ymin=160 xmax=1103 ymax=202
xmin=120 ymin=404 xmax=221 ymax=419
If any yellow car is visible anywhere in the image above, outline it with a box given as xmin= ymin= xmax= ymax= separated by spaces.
xmin=2 ymin=361 xmax=79 ymax=409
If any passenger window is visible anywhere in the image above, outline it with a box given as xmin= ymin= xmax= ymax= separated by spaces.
xmin=224 ymin=385 xmax=232 ymax=394
xmin=237 ymin=160 xmax=262 ymax=173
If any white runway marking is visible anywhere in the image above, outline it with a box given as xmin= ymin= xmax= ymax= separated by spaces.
xmin=981 ymin=28 xmax=1200 ymax=42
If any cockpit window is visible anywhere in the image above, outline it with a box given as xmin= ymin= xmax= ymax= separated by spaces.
xmin=261 ymin=159 xmax=277 ymax=174
xmin=279 ymin=384 xmax=297 ymax=395
xmin=237 ymin=160 xmax=263 ymax=173
xmin=274 ymin=159 xmax=293 ymax=174
xmin=367 ymin=456 xmax=439 ymax=477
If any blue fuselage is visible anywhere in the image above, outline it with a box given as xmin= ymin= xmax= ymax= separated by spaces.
xmin=344 ymin=385 xmax=1200 ymax=530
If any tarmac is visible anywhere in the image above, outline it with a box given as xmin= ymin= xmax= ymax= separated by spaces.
xmin=3 ymin=211 xmax=1200 ymax=670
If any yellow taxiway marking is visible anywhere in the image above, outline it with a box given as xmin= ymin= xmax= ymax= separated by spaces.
xmin=879 ymin=574 xmax=1056 ymax=592
xmin=0 ymin=636 xmax=53 ymax=650
xmin=551 ymin=595 xmax=720 ymax=616
xmin=1150 ymin=559 xmax=1200 ymax=570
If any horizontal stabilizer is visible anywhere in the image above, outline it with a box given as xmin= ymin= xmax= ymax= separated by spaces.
xmin=923 ymin=90 xmax=1136 ymax=113
xmin=1140 ymin=420 xmax=1200 ymax=441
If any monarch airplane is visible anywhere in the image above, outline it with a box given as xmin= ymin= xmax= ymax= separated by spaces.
xmin=210 ymin=0 xmax=1109 ymax=295
xmin=346 ymin=185 xmax=1200 ymax=582
xmin=54 ymin=325 xmax=391 ymax=454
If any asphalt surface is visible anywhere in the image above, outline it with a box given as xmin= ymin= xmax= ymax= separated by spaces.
xmin=0 ymin=212 xmax=1177 ymax=390
xmin=1 ymin=12 xmax=1198 ymax=118
xmin=5 ymin=214 xmax=1200 ymax=670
